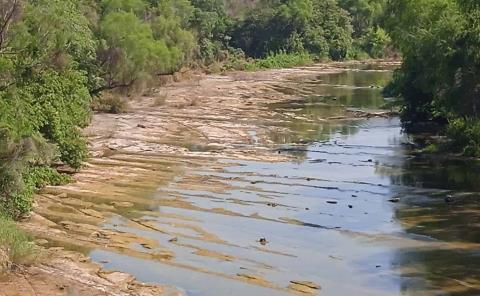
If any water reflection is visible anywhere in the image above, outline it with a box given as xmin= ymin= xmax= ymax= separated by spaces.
xmin=267 ymin=64 xmax=480 ymax=295
xmin=362 ymin=119 xmax=480 ymax=294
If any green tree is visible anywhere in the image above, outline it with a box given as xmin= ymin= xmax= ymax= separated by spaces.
xmin=385 ymin=0 xmax=480 ymax=154
xmin=230 ymin=0 xmax=353 ymax=60
xmin=338 ymin=0 xmax=387 ymax=37
xmin=0 ymin=0 xmax=95 ymax=215
xmin=94 ymin=0 xmax=195 ymax=92
xmin=189 ymin=0 xmax=233 ymax=63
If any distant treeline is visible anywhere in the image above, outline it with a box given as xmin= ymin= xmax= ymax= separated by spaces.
xmin=0 ymin=0 xmax=391 ymax=216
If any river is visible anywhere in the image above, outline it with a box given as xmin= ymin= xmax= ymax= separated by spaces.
xmin=34 ymin=63 xmax=480 ymax=296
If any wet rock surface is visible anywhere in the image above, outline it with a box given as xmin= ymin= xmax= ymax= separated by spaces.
xmin=0 ymin=248 xmax=180 ymax=296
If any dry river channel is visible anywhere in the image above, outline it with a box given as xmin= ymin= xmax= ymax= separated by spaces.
xmin=11 ymin=62 xmax=480 ymax=295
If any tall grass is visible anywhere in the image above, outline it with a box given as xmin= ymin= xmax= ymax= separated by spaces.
xmin=0 ymin=213 xmax=33 ymax=265
xmin=245 ymin=51 xmax=314 ymax=71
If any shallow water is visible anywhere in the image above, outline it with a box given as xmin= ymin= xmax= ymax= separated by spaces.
xmin=71 ymin=64 xmax=480 ymax=295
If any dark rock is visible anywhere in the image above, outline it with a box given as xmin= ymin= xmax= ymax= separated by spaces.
xmin=388 ymin=198 xmax=400 ymax=203
xmin=289 ymin=280 xmax=321 ymax=290
xmin=445 ymin=195 xmax=454 ymax=203
xmin=348 ymin=205 xmax=353 ymax=209
xmin=140 ymin=243 xmax=152 ymax=250
xmin=326 ymin=201 xmax=338 ymax=204
xmin=258 ymin=238 xmax=268 ymax=245
xmin=137 ymin=124 xmax=146 ymax=128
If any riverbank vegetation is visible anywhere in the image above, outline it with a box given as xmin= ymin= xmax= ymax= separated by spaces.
xmin=0 ymin=213 xmax=33 ymax=267
xmin=383 ymin=0 xmax=480 ymax=157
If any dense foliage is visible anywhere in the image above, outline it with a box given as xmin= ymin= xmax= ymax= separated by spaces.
xmin=230 ymin=0 xmax=354 ymax=60
xmin=384 ymin=0 xmax=480 ymax=155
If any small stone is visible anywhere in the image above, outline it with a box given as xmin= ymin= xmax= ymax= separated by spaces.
xmin=168 ymin=237 xmax=178 ymax=243
xmin=352 ymin=194 xmax=358 ymax=197
xmin=348 ymin=205 xmax=353 ymax=209
xmin=305 ymin=207 xmax=310 ymax=210
xmin=376 ymin=265 xmax=382 ymax=268
xmin=445 ymin=195 xmax=454 ymax=203
xmin=137 ymin=124 xmax=146 ymax=128
xmin=266 ymin=203 xmax=278 ymax=207
xmin=367 ymin=159 xmax=373 ymax=162
xmin=326 ymin=200 xmax=338 ymax=204
xmin=388 ymin=198 xmax=400 ymax=203
xmin=258 ymin=238 xmax=268 ymax=245
xmin=306 ymin=177 xmax=312 ymax=181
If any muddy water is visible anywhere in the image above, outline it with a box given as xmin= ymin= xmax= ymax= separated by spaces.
xmin=47 ymin=64 xmax=480 ymax=295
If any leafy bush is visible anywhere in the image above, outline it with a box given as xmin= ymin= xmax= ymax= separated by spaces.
xmin=445 ymin=118 xmax=480 ymax=157
xmin=347 ymin=45 xmax=371 ymax=60
xmin=360 ymin=27 xmax=391 ymax=58
xmin=0 ymin=130 xmax=71 ymax=217
xmin=245 ymin=51 xmax=313 ymax=71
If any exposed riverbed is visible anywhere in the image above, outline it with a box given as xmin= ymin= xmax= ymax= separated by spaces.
xmin=15 ymin=62 xmax=480 ymax=295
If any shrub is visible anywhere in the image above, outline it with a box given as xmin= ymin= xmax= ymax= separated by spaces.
xmin=0 ymin=213 xmax=33 ymax=265
xmin=445 ymin=118 xmax=480 ymax=157
xmin=0 ymin=131 xmax=71 ymax=217
xmin=360 ymin=27 xmax=392 ymax=58
xmin=92 ymin=94 xmax=129 ymax=114
xmin=245 ymin=51 xmax=313 ymax=71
